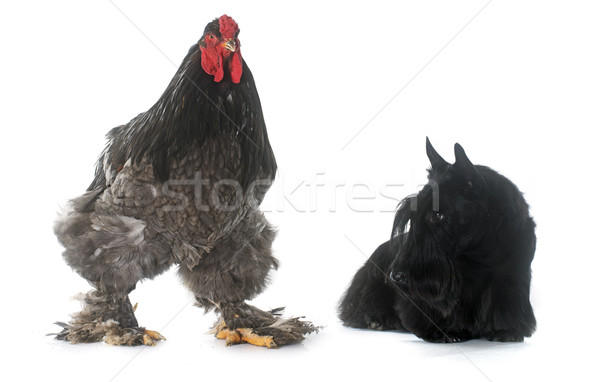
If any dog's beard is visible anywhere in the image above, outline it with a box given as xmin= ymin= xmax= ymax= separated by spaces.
xmin=390 ymin=236 xmax=461 ymax=317
xmin=390 ymin=194 xmax=463 ymax=317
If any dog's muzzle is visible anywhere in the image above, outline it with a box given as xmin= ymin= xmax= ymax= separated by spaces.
xmin=389 ymin=271 xmax=408 ymax=285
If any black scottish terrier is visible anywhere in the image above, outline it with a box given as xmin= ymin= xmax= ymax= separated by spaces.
xmin=339 ymin=138 xmax=536 ymax=343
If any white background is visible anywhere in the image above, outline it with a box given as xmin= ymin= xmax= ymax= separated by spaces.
xmin=1 ymin=1 xmax=599 ymax=381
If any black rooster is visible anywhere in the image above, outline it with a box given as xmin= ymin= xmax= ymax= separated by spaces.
xmin=54 ymin=15 xmax=316 ymax=348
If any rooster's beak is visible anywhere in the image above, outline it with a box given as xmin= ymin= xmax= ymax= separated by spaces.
xmin=220 ymin=39 xmax=237 ymax=52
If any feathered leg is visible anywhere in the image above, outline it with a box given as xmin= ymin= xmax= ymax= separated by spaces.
xmin=55 ymin=290 xmax=165 ymax=346
xmin=54 ymin=190 xmax=172 ymax=345
xmin=178 ymin=213 xmax=318 ymax=348
xmin=208 ymin=304 xmax=316 ymax=348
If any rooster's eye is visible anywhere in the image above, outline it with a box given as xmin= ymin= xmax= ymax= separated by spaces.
xmin=208 ymin=35 xmax=215 ymax=40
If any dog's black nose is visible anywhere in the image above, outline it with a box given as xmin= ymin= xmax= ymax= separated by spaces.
xmin=390 ymin=271 xmax=408 ymax=285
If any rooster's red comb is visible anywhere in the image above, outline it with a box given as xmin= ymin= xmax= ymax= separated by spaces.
xmin=219 ymin=15 xmax=238 ymax=39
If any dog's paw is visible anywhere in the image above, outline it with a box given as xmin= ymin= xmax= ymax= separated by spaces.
xmin=486 ymin=331 xmax=524 ymax=342
xmin=420 ymin=330 xmax=471 ymax=343
xmin=367 ymin=321 xmax=385 ymax=331
xmin=441 ymin=335 xmax=466 ymax=343
xmin=427 ymin=335 xmax=465 ymax=343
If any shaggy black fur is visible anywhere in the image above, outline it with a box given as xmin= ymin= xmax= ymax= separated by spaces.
xmin=339 ymin=138 xmax=536 ymax=343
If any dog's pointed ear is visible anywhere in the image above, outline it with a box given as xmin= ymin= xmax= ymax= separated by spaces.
xmin=426 ymin=137 xmax=449 ymax=169
xmin=454 ymin=143 xmax=482 ymax=188
xmin=454 ymin=143 xmax=474 ymax=170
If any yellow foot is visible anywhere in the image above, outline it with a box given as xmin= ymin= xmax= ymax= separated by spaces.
xmin=142 ymin=329 xmax=166 ymax=346
xmin=213 ymin=321 xmax=276 ymax=349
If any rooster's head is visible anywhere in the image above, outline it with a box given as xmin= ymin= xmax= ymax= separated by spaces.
xmin=199 ymin=15 xmax=242 ymax=84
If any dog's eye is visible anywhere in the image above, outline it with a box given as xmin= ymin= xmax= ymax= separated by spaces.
xmin=430 ymin=212 xmax=445 ymax=223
